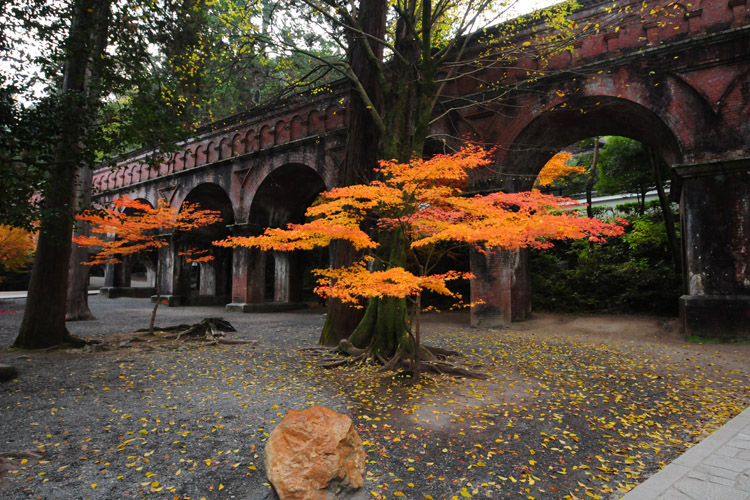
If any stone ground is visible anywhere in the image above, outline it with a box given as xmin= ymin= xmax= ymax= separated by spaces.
xmin=0 ymin=295 xmax=749 ymax=500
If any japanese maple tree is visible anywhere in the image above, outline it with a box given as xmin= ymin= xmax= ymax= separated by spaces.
xmin=534 ymin=151 xmax=586 ymax=189
xmin=0 ymin=224 xmax=36 ymax=283
xmin=216 ymin=146 xmax=624 ymax=377
xmin=74 ymin=196 xmax=221 ymax=334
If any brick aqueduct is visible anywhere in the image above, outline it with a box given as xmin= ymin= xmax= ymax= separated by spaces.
xmin=93 ymin=0 xmax=750 ymax=338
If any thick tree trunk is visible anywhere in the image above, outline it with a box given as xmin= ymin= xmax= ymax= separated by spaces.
xmin=15 ymin=0 xmax=112 ymax=348
xmin=319 ymin=0 xmax=386 ymax=345
xmin=65 ymin=0 xmax=109 ymax=322
xmin=346 ymin=229 xmax=410 ymax=360
xmin=66 ymin=165 xmax=96 ymax=321
xmin=15 ymin=167 xmax=79 ymax=348
xmin=319 ymin=243 xmax=365 ymax=345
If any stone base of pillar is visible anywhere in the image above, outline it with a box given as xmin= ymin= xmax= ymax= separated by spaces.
xmin=680 ymin=295 xmax=750 ymax=340
xmin=100 ymin=287 xmax=156 ymax=299
xmin=226 ymin=302 xmax=309 ymax=313
xmin=470 ymin=306 xmax=507 ymax=329
xmin=150 ymin=295 xmax=185 ymax=307
xmin=183 ymin=295 xmax=231 ymax=307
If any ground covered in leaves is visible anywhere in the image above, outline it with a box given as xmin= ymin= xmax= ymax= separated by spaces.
xmin=0 ymin=296 xmax=749 ymax=500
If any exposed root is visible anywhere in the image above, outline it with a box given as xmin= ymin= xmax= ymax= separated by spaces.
xmin=130 ymin=318 xmax=255 ymax=347
xmin=422 ymin=345 xmax=461 ymax=359
xmin=307 ymin=341 xmax=485 ymax=379
xmin=320 ymin=352 xmax=367 ymax=368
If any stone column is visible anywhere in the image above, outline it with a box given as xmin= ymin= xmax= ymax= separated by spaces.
xmin=198 ymin=260 xmax=216 ymax=296
xmin=103 ymin=262 xmax=120 ymax=287
xmin=153 ymin=234 xmax=186 ymax=306
xmin=674 ymin=158 xmax=750 ymax=340
xmin=226 ymin=246 xmax=267 ymax=312
xmin=470 ymin=248 xmax=532 ymax=328
xmin=273 ymin=252 xmax=291 ymax=302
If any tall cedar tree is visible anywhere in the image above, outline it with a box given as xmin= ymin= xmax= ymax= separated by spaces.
xmin=15 ymin=0 xmax=112 ymax=348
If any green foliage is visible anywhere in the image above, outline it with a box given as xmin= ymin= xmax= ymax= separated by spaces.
xmin=595 ymin=136 xmax=670 ymax=214
xmin=531 ymin=206 xmax=682 ymax=316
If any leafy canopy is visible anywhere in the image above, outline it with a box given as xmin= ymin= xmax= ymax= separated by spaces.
xmin=0 ymin=224 xmax=36 ymax=281
xmin=74 ymin=196 xmax=222 ymax=265
xmin=535 ymin=151 xmax=586 ymax=188
xmin=216 ymin=147 xmax=625 ymax=306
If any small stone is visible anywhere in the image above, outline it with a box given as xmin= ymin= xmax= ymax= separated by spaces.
xmin=264 ymin=406 xmax=365 ymax=500
xmin=0 ymin=363 xmax=19 ymax=382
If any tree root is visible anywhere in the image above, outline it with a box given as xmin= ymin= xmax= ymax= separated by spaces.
xmin=307 ymin=340 xmax=485 ymax=379
xmin=130 ymin=318 xmax=256 ymax=347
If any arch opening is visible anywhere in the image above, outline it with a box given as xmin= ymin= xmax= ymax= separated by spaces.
xmin=500 ymin=97 xmax=683 ymax=192
xmin=528 ymin=135 xmax=683 ymax=317
xmin=249 ymin=164 xmax=327 ymax=305
xmin=175 ymin=183 xmax=235 ymax=306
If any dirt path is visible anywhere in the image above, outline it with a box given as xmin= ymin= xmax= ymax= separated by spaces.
xmin=0 ymin=297 xmax=748 ymax=500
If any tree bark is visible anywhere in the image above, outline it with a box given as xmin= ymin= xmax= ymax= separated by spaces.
xmin=15 ymin=0 xmax=111 ymax=348
xmin=648 ymin=147 xmax=681 ymax=272
xmin=319 ymin=0 xmax=386 ymax=345
xmin=66 ymin=165 xmax=96 ymax=321
xmin=586 ymin=137 xmax=600 ymax=219
xmin=346 ymin=229 xmax=410 ymax=360
xmin=64 ymin=0 xmax=110 ymax=322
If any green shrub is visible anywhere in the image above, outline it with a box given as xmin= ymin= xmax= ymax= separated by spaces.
xmin=530 ymin=209 xmax=681 ymax=316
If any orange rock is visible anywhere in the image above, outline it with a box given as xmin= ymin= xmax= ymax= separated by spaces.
xmin=264 ymin=406 xmax=366 ymax=500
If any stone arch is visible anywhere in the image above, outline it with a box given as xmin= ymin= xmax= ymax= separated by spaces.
xmin=275 ymin=119 xmax=289 ymax=144
xmin=128 ymin=164 xmax=140 ymax=184
xmin=107 ymin=172 xmax=117 ymax=190
xmin=184 ymin=147 xmax=196 ymax=169
xmin=205 ymin=141 xmax=216 ymax=163
xmin=195 ymin=144 xmax=207 ymax=165
xmin=219 ymin=137 xmax=232 ymax=159
xmin=246 ymin=163 xmax=328 ymax=303
xmin=290 ymin=114 xmax=306 ymax=140
xmin=174 ymin=151 xmax=185 ymax=172
xmin=499 ymin=96 xmax=683 ymax=190
xmin=231 ymin=133 xmax=242 ymax=156
xmin=124 ymin=165 xmax=134 ymax=185
xmin=244 ymin=129 xmax=257 ymax=153
xmin=175 ymin=183 xmax=236 ymax=305
xmin=260 ymin=124 xmax=274 ymax=149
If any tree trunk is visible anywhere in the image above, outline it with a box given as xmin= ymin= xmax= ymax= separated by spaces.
xmin=66 ymin=165 xmax=96 ymax=321
xmin=65 ymin=0 xmax=110 ymax=322
xmin=586 ymin=137 xmax=600 ymax=219
xmin=648 ymin=147 xmax=681 ymax=272
xmin=148 ymin=254 xmax=161 ymax=335
xmin=15 ymin=0 xmax=112 ymax=348
xmin=319 ymin=0 xmax=386 ymax=345
xmin=346 ymin=229 xmax=410 ymax=360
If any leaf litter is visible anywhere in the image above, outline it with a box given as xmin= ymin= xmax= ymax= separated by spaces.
xmin=0 ymin=307 xmax=748 ymax=500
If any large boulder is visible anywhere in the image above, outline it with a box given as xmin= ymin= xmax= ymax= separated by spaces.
xmin=264 ymin=406 xmax=366 ymax=500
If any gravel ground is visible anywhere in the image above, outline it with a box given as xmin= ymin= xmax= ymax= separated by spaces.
xmin=1 ymin=294 xmax=749 ymax=500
